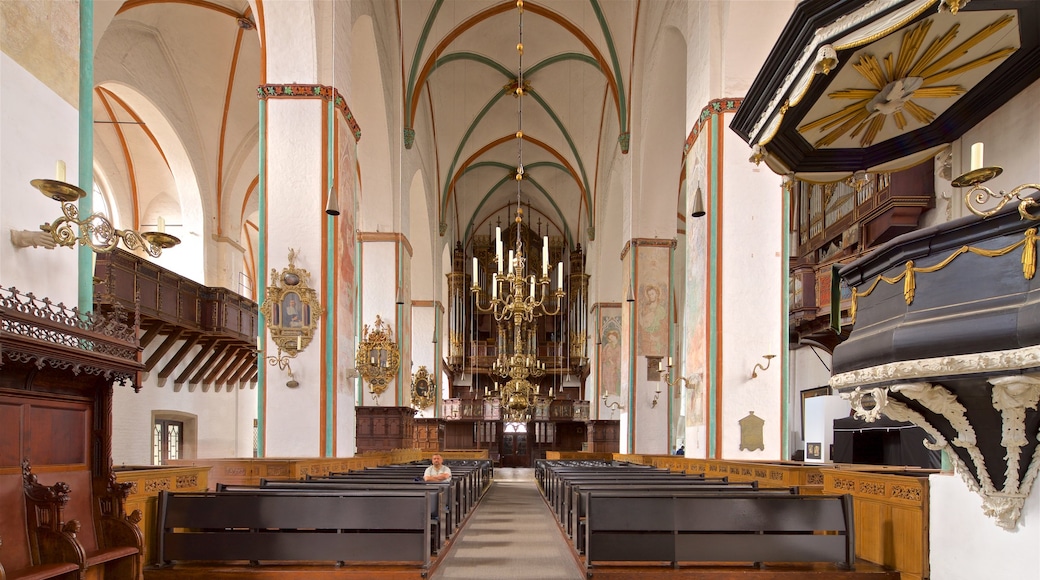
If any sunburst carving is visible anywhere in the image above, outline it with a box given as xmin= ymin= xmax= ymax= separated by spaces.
xmin=799 ymin=15 xmax=1016 ymax=148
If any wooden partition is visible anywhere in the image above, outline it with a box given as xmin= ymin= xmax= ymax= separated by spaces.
xmin=823 ymin=469 xmax=930 ymax=580
xmin=166 ymin=450 xmax=423 ymax=486
xmin=641 ymin=456 xmax=827 ymax=491
xmin=114 ymin=466 xmax=209 ymax=566
xmin=545 ymin=451 xmax=614 ymax=461
xmin=626 ymin=455 xmax=931 ymax=580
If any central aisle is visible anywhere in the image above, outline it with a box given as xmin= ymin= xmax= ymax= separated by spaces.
xmin=430 ymin=467 xmax=583 ymax=580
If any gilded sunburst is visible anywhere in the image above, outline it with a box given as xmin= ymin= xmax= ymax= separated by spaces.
xmin=799 ymin=14 xmax=1017 ymax=148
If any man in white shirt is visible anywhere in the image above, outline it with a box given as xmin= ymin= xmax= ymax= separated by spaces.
xmin=423 ymin=454 xmax=452 ymax=482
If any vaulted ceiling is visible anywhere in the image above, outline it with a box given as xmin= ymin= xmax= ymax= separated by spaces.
xmin=90 ymin=0 xmax=635 ymax=266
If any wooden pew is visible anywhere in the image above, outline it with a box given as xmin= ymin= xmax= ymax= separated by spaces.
xmin=583 ymin=491 xmax=855 ymax=575
xmin=0 ymin=469 xmax=81 ymax=580
xmin=239 ymin=480 xmax=448 ymax=552
xmin=320 ymin=462 xmax=486 ymax=530
xmin=550 ymin=472 xmax=713 ymax=524
xmin=156 ymin=489 xmax=433 ymax=575
xmin=568 ymin=483 xmax=792 ymax=555
xmin=23 ymin=462 xmax=143 ymax=580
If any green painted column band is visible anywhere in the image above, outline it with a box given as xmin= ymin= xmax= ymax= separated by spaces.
xmin=781 ymin=181 xmax=792 ymax=460
xmin=257 ymin=99 xmax=267 ymax=457
xmin=667 ymin=243 xmax=675 ymax=448
xmin=325 ymin=99 xmax=335 ymax=457
xmin=355 ymin=225 xmax=363 ymax=407
xmin=707 ymin=113 xmax=721 ymax=458
xmin=434 ymin=313 xmax=440 ymax=418
xmin=627 ymin=249 xmax=636 ymax=452
xmin=78 ymin=0 xmax=94 ymax=314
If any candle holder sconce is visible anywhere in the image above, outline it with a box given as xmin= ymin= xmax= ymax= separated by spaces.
xmin=956 ymin=143 xmax=1040 ymax=220
xmin=411 ymin=365 xmax=437 ymax=410
xmin=259 ymin=249 xmax=323 ymax=357
xmin=356 ymin=315 xmax=401 ymax=405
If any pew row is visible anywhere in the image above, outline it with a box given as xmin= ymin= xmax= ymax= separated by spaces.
xmin=222 ymin=481 xmax=448 ymax=553
xmin=156 ymin=490 xmax=434 ymax=577
xmin=582 ymin=491 xmax=855 ymax=575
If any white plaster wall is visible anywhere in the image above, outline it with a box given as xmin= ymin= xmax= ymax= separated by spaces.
xmin=264 ymin=97 xmax=325 ymax=457
xmin=359 ymin=241 xmax=400 ymax=406
xmin=111 ymin=342 xmax=250 ymax=464
xmin=1 ymin=52 xmax=79 ymax=304
xmin=411 ymin=305 xmax=436 ymax=418
xmin=350 ymin=16 xmax=397 ymax=236
xmin=719 ymin=116 xmax=784 ymax=460
xmin=930 ymin=473 xmax=1040 ymax=580
xmin=790 ymin=346 xmax=833 ymax=450
xmin=957 ymin=78 xmax=1040 ymax=207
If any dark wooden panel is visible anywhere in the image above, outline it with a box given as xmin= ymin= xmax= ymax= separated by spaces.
xmin=29 ymin=404 xmax=89 ymax=466
xmin=0 ymin=400 xmax=23 ymax=467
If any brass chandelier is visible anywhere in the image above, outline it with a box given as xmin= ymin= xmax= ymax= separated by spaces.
xmin=470 ymin=0 xmax=564 ymax=421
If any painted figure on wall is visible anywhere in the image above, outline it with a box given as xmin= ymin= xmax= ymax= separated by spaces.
xmin=282 ymin=292 xmax=305 ymax=328
xmin=639 ymin=282 xmax=667 ymax=353
xmin=600 ymin=320 xmax=622 ymax=395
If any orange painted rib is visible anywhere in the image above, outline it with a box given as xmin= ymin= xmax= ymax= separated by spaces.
xmin=95 ymin=88 xmax=141 ymax=230
xmin=216 ymin=27 xmax=247 ymax=236
xmin=97 ymin=87 xmax=170 ymax=170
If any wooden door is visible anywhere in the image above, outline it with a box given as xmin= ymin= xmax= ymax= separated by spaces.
xmin=500 ymin=432 xmax=530 ymax=468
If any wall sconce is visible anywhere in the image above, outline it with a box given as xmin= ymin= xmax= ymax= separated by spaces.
xmin=602 ymin=392 xmax=624 ymax=417
xmin=355 ymin=315 xmax=401 ymax=405
xmin=750 ymin=354 xmax=776 ymax=379
xmin=257 ymin=337 xmax=298 ymax=388
xmin=956 ymin=142 xmax=1040 ymax=220
xmin=691 ymin=186 xmax=706 ymax=218
xmin=259 ymin=249 xmax=323 ymax=356
xmin=15 ymin=176 xmax=179 ymax=256
xmin=658 ymin=357 xmax=699 ymax=408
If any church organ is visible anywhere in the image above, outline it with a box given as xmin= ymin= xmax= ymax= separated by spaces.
xmin=442 ymin=222 xmax=590 ymax=466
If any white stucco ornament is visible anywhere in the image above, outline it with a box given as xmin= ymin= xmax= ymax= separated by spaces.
xmin=835 ymin=355 xmax=1040 ymax=529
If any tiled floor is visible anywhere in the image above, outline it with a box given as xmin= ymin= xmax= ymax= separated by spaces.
xmin=430 ymin=468 xmax=583 ymax=580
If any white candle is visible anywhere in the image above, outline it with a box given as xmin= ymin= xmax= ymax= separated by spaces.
xmin=970 ymin=142 xmax=984 ymax=171
xmin=296 ymin=335 xmax=302 ymax=350
xmin=472 ymin=257 xmax=478 ymax=282
xmin=257 ymin=336 xmax=263 ymax=350
xmin=496 ymin=239 xmax=503 ymax=274
xmin=658 ymin=360 xmax=664 ymax=373
xmin=542 ymin=236 xmax=549 ymax=276
xmin=508 ymin=250 xmax=515 ymax=275
xmin=157 ymin=216 xmax=166 ymax=233
xmin=549 ymin=387 xmax=554 ymax=397
xmin=530 ymin=275 xmax=535 ymax=297
xmin=56 ymin=160 xmax=66 ymax=182
xmin=668 ymin=356 xmax=673 ymax=367
xmin=557 ymin=262 xmax=564 ymax=289
xmin=492 ymin=274 xmax=498 ymax=299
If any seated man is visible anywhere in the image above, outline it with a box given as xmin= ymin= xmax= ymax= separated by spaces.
xmin=423 ymin=454 xmax=452 ymax=482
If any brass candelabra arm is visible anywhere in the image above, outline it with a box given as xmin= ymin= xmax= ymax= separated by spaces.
xmin=261 ymin=347 xmax=298 ymax=388
xmin=602 ymin=392 xmax=625 ymax=411
xmin=954 ymin=166 xmax=1040 ymax=221
xmin=32 ymin=179 xmax=180 ymax=257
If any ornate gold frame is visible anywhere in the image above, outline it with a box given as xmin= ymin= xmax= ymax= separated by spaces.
xmin=411 ymin=366 xmax=436 ymax=409
xmin=356 ymin=315 xmax=400 ymax=403
xmin=259 ymin=249 xmax=323 ymax=356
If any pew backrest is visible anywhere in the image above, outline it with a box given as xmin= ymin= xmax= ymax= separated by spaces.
xmin=157 ymin=490 xmax=432 ymax=570
xmin=584 ymin=492 xmax=854 ymax=573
